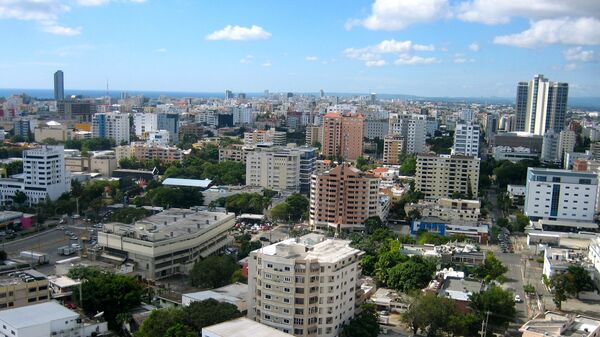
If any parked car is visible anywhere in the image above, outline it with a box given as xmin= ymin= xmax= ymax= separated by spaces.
xmin=514 ymin=295 xmax=522 ymax=303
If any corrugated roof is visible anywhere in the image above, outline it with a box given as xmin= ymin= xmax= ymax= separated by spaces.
xmin=162 ymin=178 xmax=212 ymax=188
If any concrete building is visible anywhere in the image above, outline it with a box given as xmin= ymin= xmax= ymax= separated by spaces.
xmin=383 ymin=135 xmax=404 ymax=165
xmin=246 ymin=147 xmax=300 ymax=193
xmin=64 ymin=153 xmax=117 ymax=177
xmin=363 ymin=118 xmax=389 ymax=139
xmin=0 ymin=146 xmax=71 ymax=206
xmin=495 ymin=132 xmax=543 ymax=153
xmin=92 ymin=112 xmax=130 ymax=144
xmin=244 ymin=129 xmax=286 ymax=147
xmin=247 ymin=234 xmax=364 ymax=337
xmin=231 ymin=106 xmax=253 ymax=125
xmin=133 ymin=112 xmax=158 ymax=137
xmin=115 ymin=142 xmax=184 ymax=163
xmin=182 ymin=282 xmax=247 ymax=313
xmin=492 ymin=146 xmax=539 ymax=162
xmin=203 ymin=318 xmax=292 ymax=337
xmin=515 ymin=74 xmax=568 ymax=135
xmin=404 ymin=198 xmax=481 ymax=224
xmin=98 ymin=208 xmax=235 ymax=280
xmin=145 ymin=129 xmax=170 ymax=146
xmin=415 ymin=154 xmax=480 ymax=200
xmin=524 ymin=168 xmax=597 ymax=221
xmin=388 ymin=113 xmax=427 ymax=154
xmin=219 ymin=144 xmax=253 ymax=163
xmin=588 ymin=236 xmax=600 ymax=289
xmin=33 ymin=121 xmax=72 ymax=143
xmin=322 ymin=113 xmax=364 ymax=161
xmin=0 ymin=301 xmax=108 ymax=337
xmin=57 ymin=100 xmax=96 ymax=123
xmin=542 ymin=247 xmax=596 ymax=282
xmin=558 ymin=130 xmax=576 ymax=163
xmin=305 ymin=125 xmax=322 ymax=147
xmin=541 ymin=130 xmax=561 ymax=162
xmin=0 ymin=270 xmax=49 ymax=310
xmin=452 ymin=122 xmax=480 ymax=157
xmin=519 ymin=312 xmax=600 ymax=337
xmin=309 ymin=163 xmax=380 ymax=232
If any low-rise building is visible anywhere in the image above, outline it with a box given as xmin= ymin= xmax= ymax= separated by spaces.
xmin=0 ymin=270 xmax=49 ymax=310
xmin=542 ymin=247 xmax=596 ymax=283
xmin=219 ymin=144 xmax=254 ymax=163
xmin=519 ymin=312 xmax=600 ymax=337
xmin=97 ymin=208 xmax=235 ymax=280
xmin=182 ymin=282 xmax=247 ymax=313
xmin=492 ymin=146 xmax=539 ymax=162
xmin=437 ymin=277 xmax=483 ymax=313
xmin=65 ymin=154 xmax=117 ymax=177
xmin=202 ymin=318 xmax=292 ymax=337
xmin=0 ymin=301 xmax=108 ymax=337
xmin=404 ymin=198 xmax=481 ymax=224
xmin=33 ymin=121 xmax=72 ymax=142
xmin=410 ymin=218 xmax=489 ymax=244
xmin=115 ymin=142 xmax=185 ymax=163
xmin=589 ymin=236 xmax=600 ymax=289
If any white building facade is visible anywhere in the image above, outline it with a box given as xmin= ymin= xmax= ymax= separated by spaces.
xmin=92 ymin=112 xmax=130 ymax=144
xmin=452 ymin=122 xmax=480 ymax=157
xmin=133 ymin=112 xmax=158 ymax=137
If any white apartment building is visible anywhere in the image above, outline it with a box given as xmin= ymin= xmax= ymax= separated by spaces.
xmin=363 ymin=118 xmax=389 ymax=139
xmin=0 ymin=301 xmax=107 ymax=337
xmin=98 ymin=208 xmax=235 ymax=280
xmin=244 ymin=129 xmax=287 ymax=146
xmin=524 ymin=168 xmax=597 ymax=221
xmin=415 ymin=154 xmax=480 ymax=201
xmin=247 ymin=234 xmax=364 ymax=337
xmin=452 ymin=122 xmax=480 ymax=157
xmin=246 ymin=147 xmax=301 ymax=192
xmin=231 ymin=106 xmax=253 ymax=125
xmin=404 ymin=198 xmax=481 ymax=224
xmin=0 ymin=146 xmax=71 ymax=206
xmin=92 ymin=111 xmax=130 ymax=144
xmin=388 ymin=113 xmax=427 ymax=154
xmin=146 ymin=129 xmax=170 ymax=146
xmin=588 ymin=236 xmax=600 ymax=289
xmin=133 ymin=112 xmax=158 ymax=137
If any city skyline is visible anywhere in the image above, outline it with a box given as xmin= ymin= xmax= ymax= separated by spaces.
xmin=0 ymin=0 xmax=598 ymax=97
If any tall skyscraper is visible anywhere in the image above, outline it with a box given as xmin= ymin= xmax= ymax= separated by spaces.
xmin=388 ymin=113 xmax=427 ymax=154
xmin=322 ymin=112 xmax=364 ymax=160
xmin=515 ymin=74 xmax=569 ymax=135
xmin=53 ymin=70 xmax=64 ymax=101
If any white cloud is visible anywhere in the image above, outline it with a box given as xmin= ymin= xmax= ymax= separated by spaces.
xmin=394 ymin=54 xmax=439 ymax=65
xmin=348 ymin=0 xmax=450 ymax=30
xmin=240 ymin=54 xmax=253 ymax=64
xmin=456 ymin=0 xmax=600 ymax=25
xmin=40 ymin=22 xmax=81 ymax=36
xmin=305 ymin=56 xmax=319 ymax=61
xmin=494 ymin=17 xmax=600 ymax=47
xmin=261 ymin=62 xmax=271 ymax=67
xmin=366 ymin=60 xmax=386 ymax=67
xmin=564 ymin=47 xmax=595 ymax=62
xmin=564 ymin=63 xmax=577 ymax=71
xmin=414 ymin=44 xmax=435 ymax=51
xmin=155 ymin=48 xmax=167 ymax=53
xmin=206 ymin=25 xmax=271 ymax=41
xmin=453 ymin=54 xmax=474 ymax=63
xmin=468 ymin=42 xmax=480 ymax=51
xmin=75 ymin=0 xmax=146 ymax=5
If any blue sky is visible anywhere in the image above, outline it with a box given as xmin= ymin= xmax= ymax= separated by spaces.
xmin=0 ymin=0 xmax=598 ymax=97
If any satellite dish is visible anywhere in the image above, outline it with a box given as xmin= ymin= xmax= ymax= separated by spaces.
xmin=94 ymin=311 xmax=104 ymax=318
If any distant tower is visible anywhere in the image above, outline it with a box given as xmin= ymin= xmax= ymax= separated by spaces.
xmin=320 ymin=89 xmax=325 ymax=98
xmin=225 ymin=90 xmax=234 ymax=99
xmin=370 ymin=93 xmax=376 ymax=105
xmin=54 ymin=70 xmax=64 ymax=101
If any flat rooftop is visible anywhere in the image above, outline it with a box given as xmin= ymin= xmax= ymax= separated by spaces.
xmin=520 ymin=312 xmax=600 ymax=337
xmin=162 ymin=178 xmax=212 ymax=189
xmin=534 ymin=219 xmax=598 ymax=230
xmin=0 ymin=301 xmax=77 ymax=329
xmin=104 ymin=208 xmax=234 ymax=241
xmin=258 ymin=234 xmax=362 ymax=263
xmin=184 ymin=282 xmax=247 ymax=303
xmin=203 ymin=318 xmax=292 ymax=337
xmin=439 ymin=278 xmax=482 ymax=301
xmin=0 ymin=269 xmax=47 ymax=287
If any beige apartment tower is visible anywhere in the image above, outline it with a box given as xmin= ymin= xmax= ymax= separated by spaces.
xmin=322 ymin=113 xmax=364 ymax=161
xmin=309 ymin=163 xmax=379 ymax=231
xmin=415 ymin=154 xmax=480 ymax=201
xmin=383 ymin=135 xmax=404 ymax=165
xmin=247 ymin=234 xmax=364 ymax=337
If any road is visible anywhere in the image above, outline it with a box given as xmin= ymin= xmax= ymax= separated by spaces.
xmin=495 ymin=251 xmax=528 ymax=335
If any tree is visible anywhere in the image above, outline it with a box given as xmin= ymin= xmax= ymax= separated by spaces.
xmin=469 ymin=286 xmax=516 ymax=332
xmin=237 ymin=234 xmax=262 ymax=259
xmin=550 ymin=272 xmax=574 ymax=310
xmin=67 ymin=266 xmax=144 ymax=329
xmin=364 ymin=216 xmax=384 ymax=234
xmin=496 ymin=218 xmax=510 ymax=228
xmin=111 ymin=207 xmax=150 ymax=223
xmin=566 ymin=265 xmax=595 ymax=298
xmin=512 ymin=212 xmax=529 ymax=232
xmin=135 ymin=308 xmax=186 ymax=337
xmin=0 ymin=250 xmax=6 ymax=262
xmin=399 ymin=155 xmax=417 ymax=176
xmin=386 ymin=256 xmax=437 ymax=292
xmin=340 ymin=303 xmax=379 ymax=337
xmin=189 ymin=256 xmax=240 ymax=288
xmin=473 ymin=251 xmax=508 ymax=282
xmin=165 ymin=324 xmax=196 ymax=337
xmin=285 ymin=193 xmax=309 ymax=221
xmin=402 ymin=293 xmax=463 ymax=337
xmin=269 ymin=203 xmax=290 ymax=222
xmin=12 ymin=191 xmax=27 ymax=205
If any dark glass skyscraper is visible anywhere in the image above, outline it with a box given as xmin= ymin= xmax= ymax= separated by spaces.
xmin=54 ymin=70 xmax=64 ymax=100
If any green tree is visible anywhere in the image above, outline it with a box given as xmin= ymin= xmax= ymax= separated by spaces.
xmin=399 ymin=155 xmax=417 ymax=175
xmin=165 ymin=323 xmax=196 ymax=337
xmin=469 ymin=286 xmax=516 ymax=332
xmin=496 ymin=218 xmax=510 ymax=228
xmin=67 ymin=266 xmax=143 ymax=329
xmin=340 ymin=303 xmax=379 ymax=337
xmin=269 ymin=203 xmax=290 ymax=222
xmin=402 ymin=293 xmax=463 ymax=337
xmin=111 ymin=207 xmax=150 ymax=223
xmin=512 ymin=212 xmax=529 ymax=232
xmin=189 ymin=256 xmax=240 ymax=288
xmin=183 ymin=299 xmax=242 ymax=333
xmin=285 ymin=193 xmax=309 ymax=221
xmin=135 ymin=308 xmax=186 ymax=337
xmin=473 ymin=251 xmax=508 ymax=281
xmin=12 ymin=191 xmax=27 ymax=205
xmin=566 ymin=265 xmax=595 ymax=297
xmin=364 ymin=216 xmax=384 ymax=234
xmin=387 ymin=256 xmax=437 ymax=292
xmin=550 ymin=272 xmax=574 ymax=310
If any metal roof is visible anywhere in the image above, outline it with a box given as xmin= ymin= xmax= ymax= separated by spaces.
xmin=162 ymin=178 xmax=212 ymax=188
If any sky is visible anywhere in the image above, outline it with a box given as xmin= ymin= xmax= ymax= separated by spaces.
xmin=0 ymin=0 xmax=599 ymax=97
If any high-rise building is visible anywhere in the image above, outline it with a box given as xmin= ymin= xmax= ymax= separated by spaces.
xmin=322 ymin=113 xmax=364 ymax=160
xmin=383 ymin=135 xmax=404 ymax=165
xmin=305 ymin=125 xmax=323 ymax=147
xmin=53 ymin=70 xmax=64 ymax=101
xmin=57 ymin=100 xmax=96 ymax=123
xmin=452 ymin=122 xmax=480 ymax=157
xmin=0 ymin=146 xmax=71 ymax=205
xmin=133 ymin=112 xmax=158 ymax=137
xmin=92 ymin=112 xmax=130 ymax=144
xmin=246 ymin=147 xmax=301 ymax=193
xmin=309 ymin=163 xmax=380 ymax=231
xmin=247 ymin=234 xmax=363 ymax=337
xmin=363 ymin=118 xmax=389 ymax=139
xmin=388 ymin=113 xmax=427 ymax=154
xmin=524 ymin=168 xmax=597 ymax=222
xmin=415 ymin=154 xmax=480 ymax=201
xmin=225 ymin=90 xmax=234 ymax=99
xmin=484 ymin=114 xmax=498 ymax=144
xmin=515 ymin=74 xmax=569 ymax=135
xmin=244 ymin=129 xmax=287 ymax=146
xmin=157 ymin=113 xmax=179 ymax=144
xmin=541 ymin=130 xmax=560 ymax=162
xmin=558 ymin=130 xmax=576 ymax=163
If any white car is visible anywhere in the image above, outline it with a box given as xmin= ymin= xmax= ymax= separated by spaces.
xmin=514 ymin=295 xmax=522 ymax=303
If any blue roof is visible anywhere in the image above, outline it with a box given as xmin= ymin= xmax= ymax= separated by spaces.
xmin=162 ymin=178 xmax=212 ymax=188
